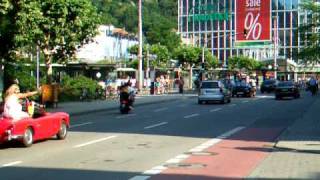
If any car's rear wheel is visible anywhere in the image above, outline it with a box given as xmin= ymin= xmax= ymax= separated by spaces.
xmin=198 ymin=100 xmax=202 ymax=104
xmin=22 ymin=128 xmax=33 ymax=147
xmin=57 ymin=121 xmax=68 ymax=140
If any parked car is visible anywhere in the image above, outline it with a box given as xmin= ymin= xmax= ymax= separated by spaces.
xmin=275 ymin=81 xmax=300 ymax=100
xmin=232 ymin=81 xmax=256 ymax=97
xmin=260 ymin=79 xmax=277 ymax=93
xmin=198 ymin=80 xmax=231 ymax=104
xmin=0 ymin=103 xmax=70 ymax=147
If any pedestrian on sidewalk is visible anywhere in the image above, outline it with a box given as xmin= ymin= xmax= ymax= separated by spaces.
xmin=178 ymin=76 xmax=184 ymax=94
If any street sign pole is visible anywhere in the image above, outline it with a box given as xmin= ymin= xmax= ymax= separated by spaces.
xmin=273 ymin=16 xmax=278 ymax=80
xmin=138 ymin=0 xmax=143 ymax=91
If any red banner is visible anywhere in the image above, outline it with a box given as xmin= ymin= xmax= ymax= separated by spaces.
xmin=235 ymin=0 xmax=271 ymax=46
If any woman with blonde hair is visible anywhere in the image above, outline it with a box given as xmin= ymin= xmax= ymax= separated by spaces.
xmin=2 ymin=84 xmax=40 ymax=121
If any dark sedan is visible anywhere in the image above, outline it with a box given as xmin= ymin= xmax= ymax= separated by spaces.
xmin=232 ymin=82 xmax=256 ymax=97
xmin=260 ymin=80 xmax=277 ymax=93
xmin=275 ymin=81 xmax=300 ymax=100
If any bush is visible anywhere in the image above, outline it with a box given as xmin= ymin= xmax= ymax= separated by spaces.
xmin=60 ymin=75 xmax=100 ymax=101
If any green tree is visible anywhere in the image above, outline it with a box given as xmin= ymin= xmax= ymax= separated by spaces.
xmin=149 ymin=44 xmax=170 ymax=68
xmin=228 ymin=56 xmax=260 ymax=72
xmin=92 ymin=0 xmax=180 ymax=50
xmin=15 ymin=0 xmax=100 ymax=83
xmin=173 ymin=45 xmax=201 ymax=66
xmin=298 ymin=1 xmax=320 ymax=65
xmin=0 ymin=0 xmax=18 ymax=60
xmin=203 ymin=49 xmax=218 ymax=70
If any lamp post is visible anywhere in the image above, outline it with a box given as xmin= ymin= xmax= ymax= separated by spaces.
xmin=138 ymin=0 xmax=143 ymax=91
xmin=273 ymin=16 xmax=278 ymax=80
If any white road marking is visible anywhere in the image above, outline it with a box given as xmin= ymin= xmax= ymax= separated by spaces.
xmin=184 ymin=113 xmax=199 ymax=119
xmin=73 ymin=135 xmax=117 ymax=148
xmin=217 ymin=126 xmax=245 ymax=139
xmin=144 ymin=122 xmax=168 ymax=129
xmin=210 ymin=108 xmax=222 ymax=112
xmin=2 ymin=161 xmax=22 ymax=167
xmin=153 ymin=107 xmax=168 ymax=112
xmin=256 ymin=95 xmax=273 ymax=99
xmin=70 ymin=122 xmax=93 ymax=128
xmin=189 ymin=126 xmax=245 ymax=152
xmin=143 ymin=169 xmax=163 ymax=175
xmin=242 ymin=100 xmax=249 ymax=103
xmin=228 ymin=104 xmax=236 ymax=107
xmin=116 ymin=114 xmax=136 ymax=119
xmin=128 ymin=176 xmax=150 ymax=180
xmin=129 ymin=126 xmax=245 ymax=180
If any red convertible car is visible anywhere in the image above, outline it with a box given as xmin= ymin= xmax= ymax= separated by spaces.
xmin=0 ymin=104 xmax=70 ymax=147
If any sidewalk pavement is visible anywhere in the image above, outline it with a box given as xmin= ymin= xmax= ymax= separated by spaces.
xmin=275 ymin=95 xmax=320 ymax=152
xmin=47 ymin=93 xmax=196 ymax=116
xmin=249 ymin=94 xmax=320 ymax=179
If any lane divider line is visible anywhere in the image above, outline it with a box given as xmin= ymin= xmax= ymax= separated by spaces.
xmin=144 ymin=122 xmax=168 ymax=129
xmin=153 ymin=107 xmax=168 ymax=112
xmin=128 ymin=176 xmax=150 ymax=180
xmin=210 ymin=108 xmax=222 ymax=112
xmin=70 ymin=122 xmax=93 ymax=129
xmin=184 ymin=113 xmax=199 ymax=119
xmin=73 ymin=135 xmax=117 ymax=148
xmin=129 ymin=126 xmax=246 ymax=180
xmin=228 ymin=104 xmax=236 ymax=107
xmin=2 ymin=161 xmax=22 ymax=167
xmin=242 ymin=100 xmax=249 ymax=103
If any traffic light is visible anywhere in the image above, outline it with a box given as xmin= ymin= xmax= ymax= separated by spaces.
xmin=201 ymin=62 xmax=205 ymax=69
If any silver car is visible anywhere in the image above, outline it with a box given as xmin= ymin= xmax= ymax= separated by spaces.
xmin=198 ymin=80 xmax=231 ymax=104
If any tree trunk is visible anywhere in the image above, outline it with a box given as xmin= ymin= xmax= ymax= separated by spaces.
xmin=44 ymin=54 xmax=52 ymax=84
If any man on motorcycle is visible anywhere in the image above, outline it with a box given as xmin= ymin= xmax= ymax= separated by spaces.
xmin=119 ymin=82 xmax=134 ymax=110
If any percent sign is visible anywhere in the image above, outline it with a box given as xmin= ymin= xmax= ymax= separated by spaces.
xmin=244 ymin=12 xmax=262 ymax=40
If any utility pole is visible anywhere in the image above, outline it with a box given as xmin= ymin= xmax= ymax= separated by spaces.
xmin=273 ymin=16 xmax=278 ymax=80
xmin=138 ymin=0 xmax=143 ymax=91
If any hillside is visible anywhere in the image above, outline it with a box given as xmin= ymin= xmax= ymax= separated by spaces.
xmin=92 ymin=0 xmax=179 ymax=49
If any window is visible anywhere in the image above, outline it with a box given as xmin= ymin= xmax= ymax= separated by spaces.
xmin=201 ymin=82 xmax=219 ymax=88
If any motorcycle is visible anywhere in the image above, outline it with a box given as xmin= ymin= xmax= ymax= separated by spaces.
xmin=119 ymin=87 xmax=135 ymax=114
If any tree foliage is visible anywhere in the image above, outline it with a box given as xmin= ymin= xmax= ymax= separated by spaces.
xmin=173 ymin=45 xmax=218 ymax=69
xmin=298 ymin=1 xmax=320 ymax=65
xmin=13 ymin=0 xmax=100 ymax=83
xmin=228 ymin=56 xmax=260 ymax=71
xmin=92 ymin=0 xmax=180 ymax=50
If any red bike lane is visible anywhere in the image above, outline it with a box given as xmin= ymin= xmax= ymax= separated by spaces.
xmin=151 ymin=127 xmax=284 ymax=180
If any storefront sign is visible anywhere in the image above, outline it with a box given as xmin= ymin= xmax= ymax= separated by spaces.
xmin=235 ymin=0 xmax=272 ymax=47
xmin=188 ymin=4 xmax=229 ymax=22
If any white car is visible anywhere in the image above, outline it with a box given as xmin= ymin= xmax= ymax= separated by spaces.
xmin=198 ymin=80 xmax=232 ymax=104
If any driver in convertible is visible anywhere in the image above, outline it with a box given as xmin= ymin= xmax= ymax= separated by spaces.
xmin=2 ymin=84 xmax=41 ymax=121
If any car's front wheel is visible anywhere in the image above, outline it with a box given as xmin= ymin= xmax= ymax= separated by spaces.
xmin=22 ymin=128 xmax=33 ymax=147
xmin=57 ymin=121 xmax=68 ymax=140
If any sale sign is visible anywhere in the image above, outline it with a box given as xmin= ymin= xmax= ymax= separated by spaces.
xmin=235 ymin=0 xmax=272 ymax=47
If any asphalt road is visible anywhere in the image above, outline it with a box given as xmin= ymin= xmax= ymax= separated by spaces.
xmin=0 ymin=93 xmax=316 ymax=180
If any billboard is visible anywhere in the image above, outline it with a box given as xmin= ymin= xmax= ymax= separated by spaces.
xmin=235 ymin=0 xmax=272 ymax=47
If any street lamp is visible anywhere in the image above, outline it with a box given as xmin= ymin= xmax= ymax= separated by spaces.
xmin=273 ymin=16 xmax=278 ymax=80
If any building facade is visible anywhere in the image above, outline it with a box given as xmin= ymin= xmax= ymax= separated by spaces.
xmin=178 ymin=0 xmax=319 ymax=73
xmin=76 ymin=25 xmax=138 ymax=63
